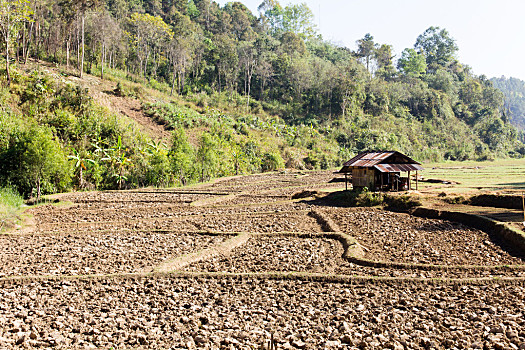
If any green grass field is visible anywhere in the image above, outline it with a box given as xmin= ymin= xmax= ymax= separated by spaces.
xmin=419 ymin=158 xmax=525 ymax=195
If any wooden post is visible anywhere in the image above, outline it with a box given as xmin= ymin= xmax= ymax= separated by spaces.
xmin=416 ymin=171 xmax=418 ymax=191
xmin=345 ymin=173 xmax=348 ymax=191
xmin=408 ymin=171 xmax=411 ymax=191
xmin=520 ymin=191 xmax=525 ymax=227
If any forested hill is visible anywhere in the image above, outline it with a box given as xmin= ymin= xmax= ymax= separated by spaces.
xmin=491 ymin=76 xmax=525 ymax=131
xmin=0 ymin=0 xmax=524 ymax=198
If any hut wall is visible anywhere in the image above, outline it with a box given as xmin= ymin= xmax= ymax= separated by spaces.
xmin=351 ymin=168 xmax=375 ymax=189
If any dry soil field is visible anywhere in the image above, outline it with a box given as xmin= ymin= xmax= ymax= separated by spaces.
xmin=2 ymin=170 xmax=525 ymax=349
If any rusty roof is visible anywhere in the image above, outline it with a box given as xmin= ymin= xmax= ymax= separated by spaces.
xmin=343 ymin=151 xmax=396 ymax=167
xmin=340 ymin=151 xmax=423 ymax=173
xmin=374 ymin=164 xmax=424 ymax=173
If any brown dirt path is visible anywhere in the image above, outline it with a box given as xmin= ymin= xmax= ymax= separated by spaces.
xmin=23 ymin=61 xmax=171 ymax=141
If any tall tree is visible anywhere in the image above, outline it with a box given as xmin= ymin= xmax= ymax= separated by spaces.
xmin=374 ymin=43 xmax=395 ymax=79
xmin=356 ymin=33 xmax=376 ymax=73
xmin=281 ymin=2 xmax=316 ymax=39
xmin=89 ymin=10 xmax=120 ymax=79
xmin=0 ymin=0 xmax=32 ymax=85
xmin=127 ymin=12 xmax=173 ymax=79
xmin=238 ymin=39 xmax=257 ymax=110
xmin=414 ymin=26 xmax=458 ymax=69
xmin=397 ymin=48 xmax=427 ymax=78
xmin=257 ymin=0 xmax=283 ymax=34
xmin=76 ymin=0 xmax=100 ymax=78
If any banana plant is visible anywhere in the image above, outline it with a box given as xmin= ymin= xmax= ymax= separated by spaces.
xmin=101 ymin=136 xmax=134 ymax=190
xmin=68 ymin=148 xmax=95 ymax=189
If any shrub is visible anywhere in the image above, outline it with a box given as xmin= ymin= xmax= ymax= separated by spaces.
xmin=442 ymin=195 xmax=466 ymax=204
xmin=383 ymin=194 xmax=422 ymax=211
xmin=355 ymin=191 xmax=384 ymax=207
xmin=0 ymin=125 xmax=71 ymax=198
xmin=261 ymin=151 xmax=285 ymax=172
xmin=0 ymin=186 xmax=24 ymax=232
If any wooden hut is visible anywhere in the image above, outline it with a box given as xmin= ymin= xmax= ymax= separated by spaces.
xmin=339 ymin=151 xmax=424 ymax=191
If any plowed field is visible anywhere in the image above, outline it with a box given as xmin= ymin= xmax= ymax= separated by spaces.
xmin=2 ymin=170 xmax=525 ymax=349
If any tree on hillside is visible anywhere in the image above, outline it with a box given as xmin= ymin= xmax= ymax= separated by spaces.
xmin=0 ymin=0 xmax=33 ymax=85
xmin=374 ymin=44 xmax=395 ymax=79
xmin=257 ymin=0 xmax=283 ymax=34
xmin=397 ymin=48 xmax=427 ymax=78
xmin=89 ymin=10 xmax=121 ymax=79
xmin=224 ymin=2 xmax=255 ymax=40
xmin=238 ymin=39 xmax=258 ymax=110
xmin=258 ymin=1 xmax=316 ymax=39
xmin=213 ymin=33 xmax=239 ymax=93
xmin=0 ymin=125 xmax=71 ymax=199
xmin=281 ymin=3 xmax=316 ymax=39
xmin=168 ymin=10 xmax=196 ymax=95
xmin=74 ymin=0 xmax=100 ymax=78
xmin=127 ymin=12 xmax=173 ymax=79
xmin=414 ymin=26 xmax=458 ymax=69
xmin=356 ymin=33 xmax=376 ymax=73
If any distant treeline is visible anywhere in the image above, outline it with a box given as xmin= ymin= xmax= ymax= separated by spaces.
xmin=491 ymin=76 xmax=525 ymax=133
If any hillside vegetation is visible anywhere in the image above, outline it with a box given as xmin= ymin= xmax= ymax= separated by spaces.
xmin=491 ymin=76 xmax=525 ymax=132
xmin=0 ymin=0 xmax=523 ymax=199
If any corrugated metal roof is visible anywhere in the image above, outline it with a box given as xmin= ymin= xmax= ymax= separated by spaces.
xmin=374 ymin=164 xmax=424 ymax=173
xmin=343 ymin=151 xmax=395 ymax=167
xmin=340 ymin=151 xmax=424 ymax=173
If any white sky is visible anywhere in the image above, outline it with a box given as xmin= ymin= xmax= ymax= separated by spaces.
xmin=217 ymin=0 xmax=525 ymax=80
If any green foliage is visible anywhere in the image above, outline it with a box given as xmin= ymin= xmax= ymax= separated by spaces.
xmin=398 ymin=48 xmax=427 ymax=78
xmin=0 ymin=124 xmax=71 ymax=198
xmin=329 ymin=188 xmax=383 ymax=207
xmin=0 ymin=186 xmax=24 ymax=210
xmin=170 ymin=128 xmax=194 ymax=185
xmin=442 ymin=195 xmax=466 ymax=204
xmin=491 ymin=76 xmax=525 ymax=131
xmin=261 ymin=151 xmax=284 ymax=172
xmin=414 ymin=26 xmax=458 ymax=68
xmin=383 ymin=194 xmax=422 ymax=210
xmin=355 ymin=190 xmax=384 ymax=207
xmin=0 ymin=186 xmax=24 ymax=231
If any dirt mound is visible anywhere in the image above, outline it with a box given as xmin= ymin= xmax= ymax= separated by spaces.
xmin=469 ymin=194 xmax=524 ymax=210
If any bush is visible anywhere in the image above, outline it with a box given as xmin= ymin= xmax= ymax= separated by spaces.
xmin=442 ymin=195 xmax=466 ymax=204
xmin=261 ymin=151 xmax=285 ymax=172
xmin=0 ymin=186 xmax=23 ymax=210
xmin=324 ymin=188 xmax=383 ymax=207
xmin=0 ymin=125 xmax=71 ymax=198
xmin=0 ymin=186 xmax=24 ymax=232
xmin=383 ymin=194 xmax=422 ymax=211
xmin=355 ymin=191 xmax=384 ymax=207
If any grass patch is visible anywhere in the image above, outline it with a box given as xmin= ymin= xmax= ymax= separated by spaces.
xmin=420 ymin=158 xmax=525 ymax=194
xmin=0 ymin=186 xmax=24 ymax=232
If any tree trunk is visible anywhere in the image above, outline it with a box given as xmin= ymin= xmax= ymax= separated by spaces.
xmin=21 ymin=25 xmax=26 ymax=61
xmin=15 ymin=33 xmax=20 ymax=63
xmin=24 ymin=21 xmax=34 ymax=64
xmin=5 ymin=36 xmax=11 ymax=86
xmin=100 ymin=43 xmax=105 ymax=80
xmin=35 ymin=21 xmax=40 ymax=60
xmin=144 ymin=49 xmax=150 ymax=79
xmin=170 ymin=63 xmax=176 ymax=96
xmin=36 ymin=176 xmax=41 ymax=203
xmin=66 ymin=34 xmax=71 ymax=67
xmin=80 ymin=14 xmax=85 ymax=78
xmin=79 ymin=166 xmax=84 ymax=189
